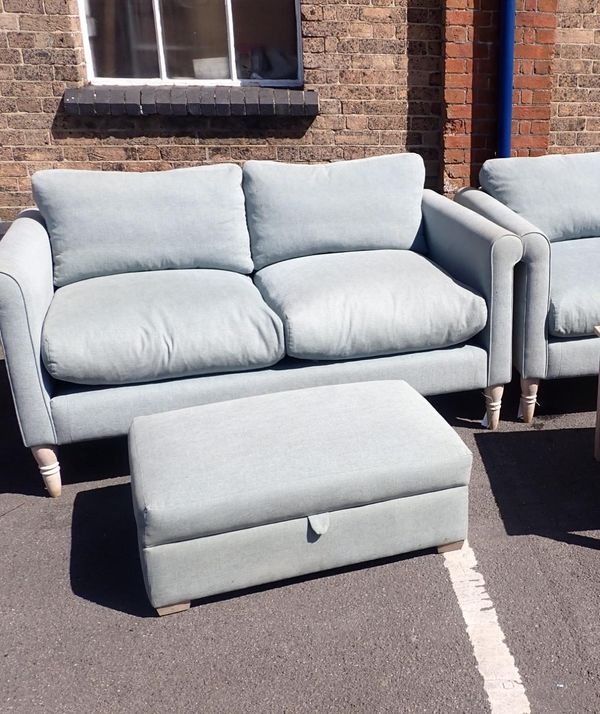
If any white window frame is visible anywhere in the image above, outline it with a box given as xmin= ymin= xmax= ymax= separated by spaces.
xmin=77 ymin=0 xmax=304 ymax=88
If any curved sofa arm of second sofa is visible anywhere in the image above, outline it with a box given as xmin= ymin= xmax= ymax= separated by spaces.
xmin=0 ymin=209 xmax=56 ymax=447
xmin=455 ymin=187 xmax=551 ymax=380
xmin=422 ymin=188 xmax=522 ymax=388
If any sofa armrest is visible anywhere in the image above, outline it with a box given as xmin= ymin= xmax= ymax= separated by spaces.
xmin=455 ymin=188 xmax=550 ymax=379
xmin=0 ymin=210 xmax=57 ymax=446
xmin=455 ymin=187 xmax=541 ymax=237
xmin=422 ymin=189 xmax=522 ymax=387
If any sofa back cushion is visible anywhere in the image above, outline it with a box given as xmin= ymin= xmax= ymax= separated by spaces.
xmin=243 ymin=153 xmax=426 ymax=270
xmin=480 ymin=153 xmax=600 ymax=242
xmin=32 ymin=164 xmax=253 ymax=287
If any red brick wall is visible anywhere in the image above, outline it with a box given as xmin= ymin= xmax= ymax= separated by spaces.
xmin=550 ymin=0 xmax=600 ymax=153
xmin=0 ymin=0 xmax=445 ymax=223
xmin=442 ymin=1 xmax=499 ymax=195
xmin=405 ymin=0 xmax=444 ymax=189
xmin=512 ymin=0 xmax=556 ymax=157
xmin=2 ymin=1 xmax=600 ymax=224
xmin=442 ymin=0 xmax=557 ymax=195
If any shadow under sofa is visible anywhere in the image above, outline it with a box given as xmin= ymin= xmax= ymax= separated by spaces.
xmin=0 ymin=153 xmax=522 ymax=496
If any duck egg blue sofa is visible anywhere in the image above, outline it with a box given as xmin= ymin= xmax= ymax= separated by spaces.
xmin=0 ymin=153 xmax=522 ymax=495
xmin=456 ymin=151 xmax=600 ymax=422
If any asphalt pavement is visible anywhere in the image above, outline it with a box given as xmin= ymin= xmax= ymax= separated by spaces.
xmin=1 ymin=362 xmax=600 ymax=713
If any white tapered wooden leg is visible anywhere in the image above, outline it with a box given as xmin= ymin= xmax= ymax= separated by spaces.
xmin=519 ymin=377 xmax=539 ymax=424
xmin=484 ymin=385 xmax=504 ymax=431
xmin=31 ymin=446 xmax=61 ymax=497
xmin=156 ymin=602 xmax=190 ymax=617
xmin=438 ymin=540 xmax=464 ymax=554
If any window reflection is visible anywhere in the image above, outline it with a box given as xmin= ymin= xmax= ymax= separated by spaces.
xmin=160 ymin=0 xmax=231 ymax=80
xmin=232 ymin=0 xmax=298 ymax=81
xmin=83 ymin=0 xmax=300 ymax=83
xmin=87 ymin=0 xmax=160 ymax=78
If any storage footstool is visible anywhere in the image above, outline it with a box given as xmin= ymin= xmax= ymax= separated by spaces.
xmin=128 ymin=381 xmax=472 ymax=616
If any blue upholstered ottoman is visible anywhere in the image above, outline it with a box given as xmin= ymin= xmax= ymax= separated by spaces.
xmin=129 ymin=381 xmax=471 ymax=616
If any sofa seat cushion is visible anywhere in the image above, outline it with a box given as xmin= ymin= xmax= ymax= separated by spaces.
xmin=42 ymin=270 xmax=284 ymax=385
xmin=32 ymin=164 xmax=253 ymax=287
xmin=549 ymin=237 xmax=600 ymax=337
xmin=480 ymin=153 xmax=600 ymax=243
xmin=254 ymin=250 xmax=487 ymax=361
xmin=243 ymin=154 xmax=426 ymax=270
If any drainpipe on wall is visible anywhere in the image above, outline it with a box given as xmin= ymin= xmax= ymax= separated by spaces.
xmin=497 ymin=0 xmax=516 ymax=158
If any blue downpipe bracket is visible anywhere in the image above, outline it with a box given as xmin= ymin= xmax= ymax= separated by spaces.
xmin=498 ymin=0 xmax=517 ymax=158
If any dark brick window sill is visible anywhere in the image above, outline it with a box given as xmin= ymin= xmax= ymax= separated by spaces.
xmin=63 ymin=85 xmax=319 ymax=118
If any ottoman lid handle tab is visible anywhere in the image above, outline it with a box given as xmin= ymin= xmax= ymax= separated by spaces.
xmin=308 ymin=512 xmax=330 ymax=536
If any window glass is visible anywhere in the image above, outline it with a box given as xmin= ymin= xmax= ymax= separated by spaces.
xmin=82 ymin=0 xmax=300 ymax=84
xmin=231 ymin=0 xmax=298 ymax=81
xmin=87 ymin=0 xmax=160 ymax=78
xmin=160 ymin=0 xmax=231 ymax=80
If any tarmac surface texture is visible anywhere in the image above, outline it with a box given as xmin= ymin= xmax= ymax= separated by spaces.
xmin=1 ymin=363 xmax=600 ymax=713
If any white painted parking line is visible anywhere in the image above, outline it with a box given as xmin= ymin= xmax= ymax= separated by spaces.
xmin=443 ymin=542 xmax=531 ymax=714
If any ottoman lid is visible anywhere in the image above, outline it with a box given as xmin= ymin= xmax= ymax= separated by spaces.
xmin=129 ymin=381 xmax=472 ymax=548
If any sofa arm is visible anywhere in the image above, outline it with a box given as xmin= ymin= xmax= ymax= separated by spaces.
xmin=0 ymin=210 xmax=57 ymax=446
xmin=422 ymin=189 xmax=522 ymax=387
xmin=455 ymin=187 xmax=541 ymax=237
xmin=455 ymin=188 xmax=550 ymax=379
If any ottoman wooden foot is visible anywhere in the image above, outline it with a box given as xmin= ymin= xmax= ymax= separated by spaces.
xmin=156 ymin=601 xmax=190 ymax=617
xmin=437 ymin=540 xmax=464 ymax=554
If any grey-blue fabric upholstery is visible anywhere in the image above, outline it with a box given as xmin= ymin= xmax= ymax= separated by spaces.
xmin=32 ymin=165 xmax=253 ymax=286
xmin=549 ymin=238 xmax=600 ymax=337
xmin=546 ymin=336 xmax=600 ymax=379
xmin=479 ymin=153 xmax=600 ymax=243
xmin=243 ymin=154 xmax=426 ymax=270
xmin=0 ymin=156 xmax=522 ymax=451
xmin=458 ymin=152 xmax=600 ymax=383
xmin=129 ymin=381 xmax=471 ymax=607
xmin=0 ymin=210 xmax=56 ymax=447
xmin=41 ymin=270 xmax=284 ymax=385
xmin=50 ymin=346 xmax=488 ymax=444
xmin=423 ymin=190 xmax=523 ymax=387
xmin=141 ymin=487 xmax=468 ymax=608
xmin=254 ymin=249 xmax=488 ymax=361
xmin=130 ymin=381 xmax=472 ymax=547
xmin=454 ymin=187 xmax=550 ymax=380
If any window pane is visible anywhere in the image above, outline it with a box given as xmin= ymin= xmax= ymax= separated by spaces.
xmin=232 ymin=0 xmax=298 ymax=81
xmin=160 ymin=0 xmax=231 ymax=80
xmin=86 ymin=0 xmax=160 ymax=78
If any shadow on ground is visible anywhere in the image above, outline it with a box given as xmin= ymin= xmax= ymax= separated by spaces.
xmin=70 ymin=482 xmax=153 ymax=617
xmin=60 ymin=436 xmax=131 ymax=484
xmin=476 ymin=425 xmax=600 ymax=550
xmin=472 ymin=373 xmax=600 ymax=549
xmin=0 ymin=361 xmax=43 ymax=496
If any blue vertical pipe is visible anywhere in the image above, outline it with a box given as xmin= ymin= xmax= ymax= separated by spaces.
xmin=497 ymin=0 xmax=516 ymax=158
